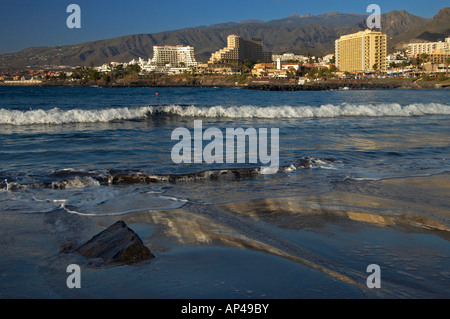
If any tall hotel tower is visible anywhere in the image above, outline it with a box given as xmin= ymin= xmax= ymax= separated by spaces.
xmin=335 ymin=29 xmax=387 ymax=72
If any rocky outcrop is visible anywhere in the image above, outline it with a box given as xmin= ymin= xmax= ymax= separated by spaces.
xmin=73 ymin=220 xmax=155 ymax=265
xmin=100 ymin=75 xmax=240 ymax=88
xmin=32 ymin=75 xmax=242 ymax=88
xmin=246 ymin=79 xmax=444 ymax=91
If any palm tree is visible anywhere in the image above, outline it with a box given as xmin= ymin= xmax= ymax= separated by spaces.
xmin=420 ymin=53 xmax=429 ymax=74
xmin=411 ymin=59 xmax=420 ymax=76
xmin=372 ymin=63 xmax=379 ymax=76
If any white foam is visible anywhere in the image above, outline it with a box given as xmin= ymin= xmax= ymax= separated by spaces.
xmin=283 ymin=164 xmax=297 ymax=172
xmin=51 ymin=176 xmax=100 ymax=189
xmin=0 ymin=103 xmax=449 ymax=125
xmin=0 ymin=106 xmax=153 ymax=125
xmin=346 ymin=176 xmax=381 ymax=181
xmin=153 ymin=103 xmax=450 ymax=118
xmin=4 ymin=179 xmax=25 ymax=191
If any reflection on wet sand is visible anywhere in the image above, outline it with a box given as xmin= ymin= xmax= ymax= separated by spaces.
xmin=218 ymin=192 xmax=449 ymax=232
xmin=86 ymin=172 xmax=448 ymax=297
xmin=219 ymin=173 xmax=450 ymax=233
xmin=117 ymin=208 xmax=362 ymax=288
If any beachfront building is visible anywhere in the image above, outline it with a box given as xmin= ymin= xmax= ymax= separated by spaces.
xmin=149 ymin=45 xmax=198 ymax=67
xmin=94 ymin=61 xmax=123 ymax=73
xmin=407 ymin=37 xmax=450 ymax=58
xmin=251 ymin=61 xmax=304 ymax=78
xmin=98 ymin=46 xmax=199 ymax=75
xmin=124 ymin=45 xmax=198 ymax=74
xmin=251 ymin=62 xmax=277 ymax=77
xmin=335 ymin=29 xmax=387 ymax=73
xmin=272 ymin=53 xmax=307 ymax=63
xmin=407 ymin=38 xmax=450 ymax=74
xmin=208 ymin=35 xmax=272 ymax=70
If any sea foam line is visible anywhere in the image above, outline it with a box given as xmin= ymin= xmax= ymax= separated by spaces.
xmin=0 ymin=103 xmax=449 ymax=125
xmin=0 ymin=106 xmax=153 ymax=125
xmin=154 ymin=103 xmax=450 ymax=118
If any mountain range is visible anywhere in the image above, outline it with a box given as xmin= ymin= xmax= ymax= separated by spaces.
xmin=0 ymin=7 xmax=449 ymax=70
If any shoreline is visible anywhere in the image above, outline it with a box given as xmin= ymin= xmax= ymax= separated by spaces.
xmin=1 ymin=76 xmax=449 ymax=90
xmin=247 ymin=78 xmax=450 ymax=91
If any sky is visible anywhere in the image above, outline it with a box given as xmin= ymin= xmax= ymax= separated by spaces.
xmin=0 ymin=0 xmax=448 ymax=54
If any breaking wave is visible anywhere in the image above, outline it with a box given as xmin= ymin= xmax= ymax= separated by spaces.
xmin=1 ymin=103 xmax=449 ymax=125
xmin=151 ymin=103 xmax=450 ymax=119
xmin=0 ymin=106 xmax=154 ymax=125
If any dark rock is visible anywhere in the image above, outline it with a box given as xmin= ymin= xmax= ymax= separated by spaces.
xmin=298 ymin=157 xmax=314 ymax=168
xmin=59 ymin=240 xmax=78 ymax=254
xmin=74 ymin=220 xmax=155 ymax=265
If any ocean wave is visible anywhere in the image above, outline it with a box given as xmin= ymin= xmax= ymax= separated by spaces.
xmin=0 ymin=106 xmax=153 ymax=125
xmin=1 ymin=103 xmax=449 ymax=125
xmin=153 ymin=103 xmax=450 ymax=119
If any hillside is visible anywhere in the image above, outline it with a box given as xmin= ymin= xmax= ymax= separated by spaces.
xmin=0 ymin=9 xmax=446 ymax=71
xmin=389 ymin=7 xmax=450 ymax=50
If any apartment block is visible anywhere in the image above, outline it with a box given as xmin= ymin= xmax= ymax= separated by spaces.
xmin=209 ymin=34 xmax=272 ymax=66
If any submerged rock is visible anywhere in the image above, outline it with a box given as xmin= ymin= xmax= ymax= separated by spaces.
xmin=74 ymin=220 xmax=155 ymax=265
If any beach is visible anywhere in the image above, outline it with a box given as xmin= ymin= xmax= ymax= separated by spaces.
xmin=0 ymin=86 xmax=449 ymax=298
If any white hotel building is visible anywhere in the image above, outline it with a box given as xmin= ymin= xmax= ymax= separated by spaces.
xmin=137 ymin=45 xmax=198 ymax=74
xmin=149 ymin=45 xmax=198 ymax=67
xmin=407 ymin=38 xmax=450 ymax=57
xmin=95 ymin=45 xmax=199 ymax=75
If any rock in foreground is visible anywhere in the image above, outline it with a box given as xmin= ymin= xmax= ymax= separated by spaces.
xmin=74 ymin=220 xmax=155 ymax=265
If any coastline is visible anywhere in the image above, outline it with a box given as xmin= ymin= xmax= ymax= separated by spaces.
xmin=1 ymin=76 xmax=449 ymax=90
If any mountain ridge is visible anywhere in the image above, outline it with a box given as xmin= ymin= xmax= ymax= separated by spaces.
xmin=388 ymin=7 xmax=450 ymax=50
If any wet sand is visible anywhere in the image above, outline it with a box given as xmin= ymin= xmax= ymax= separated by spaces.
xmin=0 ymin=173 xmax=449 ymax=298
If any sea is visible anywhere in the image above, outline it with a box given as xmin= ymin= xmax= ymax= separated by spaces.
xmin=0 ymin=85 xmax=449 ymax=299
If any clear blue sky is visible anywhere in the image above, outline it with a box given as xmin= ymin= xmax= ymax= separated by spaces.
xmin=0 ymin=0 xmax=447 ymax=54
